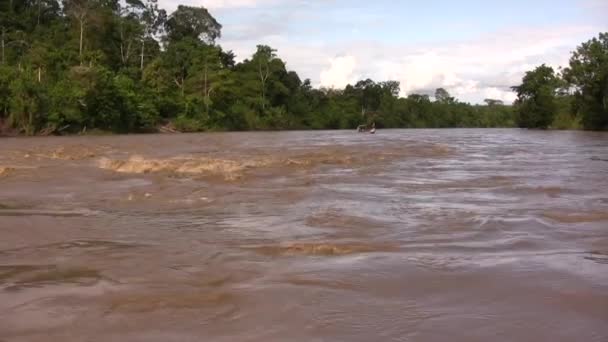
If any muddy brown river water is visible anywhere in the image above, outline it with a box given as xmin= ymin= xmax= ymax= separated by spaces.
xmin=0 ymin=129 xmax=607 ymax=341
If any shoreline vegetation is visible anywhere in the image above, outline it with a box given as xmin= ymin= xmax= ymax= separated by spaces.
xmin=0 ymin=2 xmax=606 ymax=136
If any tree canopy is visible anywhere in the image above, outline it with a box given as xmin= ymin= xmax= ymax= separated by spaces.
xmin=563 ymin=32 xmax=608 ymax=130
xmin=512 ymin=64 xmax=561 ymax=129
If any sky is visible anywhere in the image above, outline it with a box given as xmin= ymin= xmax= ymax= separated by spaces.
xmin=157 ymin=0 xmax=608 ymax=103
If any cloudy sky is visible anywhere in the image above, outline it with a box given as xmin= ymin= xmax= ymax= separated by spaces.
xmin=158 ymin=0 xmax=607 ymax=103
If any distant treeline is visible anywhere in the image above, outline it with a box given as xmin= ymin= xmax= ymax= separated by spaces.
xmin=0 ymin=1 xmax=605 ymax=134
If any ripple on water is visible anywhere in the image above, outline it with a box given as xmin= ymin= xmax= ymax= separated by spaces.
xmin=0 ymin=264 xmax=102 ymax=290
xmin=249 ymin=242 xmax=399 ymax=257
xmin=502 ymin=185 xmax=565 ymax=198
xmin=305 ymin=208 xmax=390 ymax=230
xmin=105 ymin=290 xmax=236 ymax=314
xmin=543 ymin=211 xmax=608 ymax=223
xmin=0 ymin=208 xmax=101 ymax=217
xmin=15 ymin=145 xmax=108 ymax=161
xmin=0 ymin=239 xmax=144 ymax=258
xmin=279 ymin=275 xmax=359 ymax=291
xmin=97 ymin=155 xmax=265 ymax=181
xmin=0 ymin=165 xmax=38 ymax=179
xmin=94 ymin=144 xmax=445 ymax=183
xmin=0 ymin=264 xmax=56 ymax=282
xmin=584 ymin=251 xmax=608 ymax=265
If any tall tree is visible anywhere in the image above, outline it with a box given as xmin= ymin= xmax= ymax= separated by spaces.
xmin=252 ymin=45 xmax=276 ymax=111
xmin=164 ymin=5 xmax=221 ymax=44
xmin=189 ymin=44 xmax=228 ymax=115
xmin=435 ymin=88 xmax=455 ymax=103
xmin=512 ymin=64 xmax=561 ymax=129
xmin=64 ymin=0 xmax=97 ymax=65
xmin=114 ymin=0 xmax=145 ymax=67
xmin=0 ymin=5 xmax=23 ymax=65
xmin=139 ymin=0 xmax=165 ymax=70
xmin=158 ymin=38 xmax=199 ymax=109
xmin=563 ymin=32 xmax=608 ymax=130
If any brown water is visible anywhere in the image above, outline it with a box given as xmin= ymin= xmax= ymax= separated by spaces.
xmin=1 ymin=129 xmax=607 ymax=342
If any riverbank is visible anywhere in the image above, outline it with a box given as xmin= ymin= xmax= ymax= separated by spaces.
xmin=0 ymin=116 xmax=595 ymax=137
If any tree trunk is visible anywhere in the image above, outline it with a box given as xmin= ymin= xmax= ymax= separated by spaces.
xmin=37 ymin=0 xmax=42 ymax=26
xmin=175 ymin=78 xmax=184 ymax=98
xmin=1 ymin=30 xmax=4 ymax=65
xmin=204 ymin=58 xmax=210 ymax=114
xmin=120 ymin=41 xmax=132 ymax=66
xmin=261 ymin=84 xmax=265 ymax=111
xmin=37 ymin=67 xmax=41 ymax=83
xmin=119 ymin=30 xmax=125 ymax=65
xmin=119 ymin=21 xmax=133 ymax=67
xmin=140 ymin=39 xmax=145 ymax=70
xmin=258 ymin=59 xmax=269 ymax=111
xmin=79 ymin=18 xmax=85 ymax=65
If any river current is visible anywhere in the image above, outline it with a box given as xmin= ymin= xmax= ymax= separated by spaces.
xmin=1 ymin=129 xmax=607 ymax=341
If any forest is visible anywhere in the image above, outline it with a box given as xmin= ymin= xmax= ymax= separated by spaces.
xmin=0 ymin=0 xmax=606 ymax=134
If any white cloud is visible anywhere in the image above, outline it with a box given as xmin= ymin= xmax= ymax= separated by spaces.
xmin=158 ymin=0 xmax=276 ymax=12
xmin=319 ymin=55 xmax=357 ymax=89
xmin=226 ymin=24 xmax=600 ymax=103
xmin=156 ymin=1 xmax=604 ymax=104
xmin=200 ymin=0 xmax=277 ymax=9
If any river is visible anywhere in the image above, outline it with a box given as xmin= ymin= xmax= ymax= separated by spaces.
xmin=1 ymin=129 xmax=607 ymax=341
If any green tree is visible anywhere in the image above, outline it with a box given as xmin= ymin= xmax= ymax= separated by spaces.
xmin=138 ymin=0 xmax=165 ymax=70
xmin=63 ymin=0 xmax=96 ymax=64
xmin=190 ymin=44 xmax=229 ymax=116
xmin=164 ymin=5 xmax=221 ymax=44
xmin=47 ymin=77 xmax=86 ymax=130
xmin=435 ymin=87 xmax=455 ymax=104
xmin=0 ymin=65 xmax=16 ymax=119
xmin=9 ymin=70 xmax=48 ymax=134
xmin=484 ymin=98 xmax=504 ymax=106
xmin=160 ymin=38 xmax=199 ymax=99
xmin=512 ymin=64 xmax=560 ymax=128
xmin=563 ymin=32 xmax=608 ymax=130
xmin=114 ymin=0 xmax=145 ymax=68
xmin=252 ymin=45 xmax=276 ymax=112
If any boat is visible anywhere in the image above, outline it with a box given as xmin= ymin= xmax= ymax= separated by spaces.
xmin=357 ymin=122 xmax=377 ymax=134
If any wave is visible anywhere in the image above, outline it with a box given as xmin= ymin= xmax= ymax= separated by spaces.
xmin=96 ymin=150 xmax=381 ymax=181
xmin=0 ymin=166 xmax=13 ymax=177
xmin=97 ymin=155 xmax=271 ymax=181
xmin=543 ymin=211 xmax=608 ymax=223
xmin=250 ymin=242 xmax=398 ymax=256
